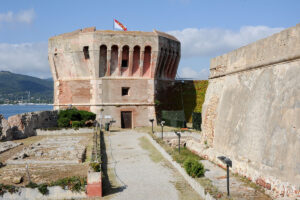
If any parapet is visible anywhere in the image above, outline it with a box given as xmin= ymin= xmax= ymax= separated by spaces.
xmin=210 ymin=23 xmax=300 ymax=78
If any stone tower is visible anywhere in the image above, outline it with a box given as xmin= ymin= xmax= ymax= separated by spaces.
xmin=48 ymin=27 xmax=180 ymax=128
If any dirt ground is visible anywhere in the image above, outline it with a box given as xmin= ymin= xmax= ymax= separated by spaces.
xmin=0 ymin=133 xmax=93 ymax=186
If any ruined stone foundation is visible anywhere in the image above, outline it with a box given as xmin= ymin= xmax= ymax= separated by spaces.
xmin=201 ymin=23 xmax=300 ymax=198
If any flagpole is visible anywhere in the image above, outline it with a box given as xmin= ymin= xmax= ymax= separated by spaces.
xmin=113 ymin=19 xmax=114 ymax=31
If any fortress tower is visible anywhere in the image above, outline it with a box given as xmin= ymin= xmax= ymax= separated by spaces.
xmin=48 ymin=27 xmax=180 ymax=128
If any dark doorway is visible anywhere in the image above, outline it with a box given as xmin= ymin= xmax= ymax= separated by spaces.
xmin=121 ymin=111 xmax=132 ymax=129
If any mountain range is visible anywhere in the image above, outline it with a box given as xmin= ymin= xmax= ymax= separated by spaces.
xmin=0 ymin=71 xmax=53 ymax=104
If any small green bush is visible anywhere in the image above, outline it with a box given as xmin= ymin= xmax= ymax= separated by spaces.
xmin=38 ymin=184 xmax=49 ymax=195
xmin=79 ymin=110 xmax=96 ymax=121
xmin=184 ymin=158 xmax=205 ymax=178
xmin=71 ymin=121 xmax=84 ymax=128
xmin=90 ymin=162 xmax=101 ymax=172
xmin=58 ymin=117 xmax=70 ymax=128
xmin=58 ymin=108 xmax=96 ymax=128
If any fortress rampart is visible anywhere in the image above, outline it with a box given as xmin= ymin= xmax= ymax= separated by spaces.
xmin=48 ymin=27 xmax=180 ymax=127
xmin=201 ymin=24 xmax=300 ymax=198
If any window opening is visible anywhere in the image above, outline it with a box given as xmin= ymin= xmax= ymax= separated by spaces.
xmin=122 ymin=87 xmax=130 ymax=96
xmin=83 ymin=46 xmax=90 ymax=59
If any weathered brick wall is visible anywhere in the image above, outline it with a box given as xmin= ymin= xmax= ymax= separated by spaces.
xmin=201 ymin=24 xmax=300 ymax=198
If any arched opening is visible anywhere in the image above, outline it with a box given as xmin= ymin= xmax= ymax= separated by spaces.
xmin=143 ymin=46 xmax=151 ymax=77
xmin=132 ymin=45 xmax=140 ymax=76
xmin=122 ymin=45 xmax=129 ymax=68
xmin=110 ymin=45 xmax=118 ymax=75
xmin=99 ymin=45 xmax=107 ymax=77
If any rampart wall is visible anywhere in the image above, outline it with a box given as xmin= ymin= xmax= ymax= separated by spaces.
xmin=201 ymin=23 xmax=300 ymax=198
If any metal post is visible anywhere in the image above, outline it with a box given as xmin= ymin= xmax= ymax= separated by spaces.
xmin=161 ymin=125 xmax=163 ymax=140
xmin=178 ymin=134 xmax=180 ymax=154
xmin=151 ymin=122 xmax=154 ymax=133
xmin=227 ymin=164 xmax=230 ymax=196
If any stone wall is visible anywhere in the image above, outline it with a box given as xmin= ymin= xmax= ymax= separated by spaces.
xmin=0 ymin=115 xmax=13 ymax=141
xmin=201 ymin=24 xmax=300 ymax=198
xmin=3 ymin=110 xmax=58 ymax=140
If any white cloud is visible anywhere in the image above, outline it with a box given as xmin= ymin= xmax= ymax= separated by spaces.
xmin=0 ymin=9 xmax=35 ymax=24
xmin=0 ymin=42 xmax=51 ymax=78
xmin=168 ymin=26 xmax=284 ymax=58
xmin=179 ymin=67 xmax=209 ymax=80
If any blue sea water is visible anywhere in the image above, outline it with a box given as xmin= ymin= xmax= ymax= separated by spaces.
xmin=0 ymin=104 xmax=53 ymax=119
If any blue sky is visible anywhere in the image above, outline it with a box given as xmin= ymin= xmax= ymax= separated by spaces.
xmin=0 ymin=0 xmax=299 ymax=79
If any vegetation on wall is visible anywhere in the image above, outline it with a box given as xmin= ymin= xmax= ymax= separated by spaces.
xmin=155 ymin=80 xmax=208 ymax=124
xmin=58 ymin=108 xmax=96 ymax=128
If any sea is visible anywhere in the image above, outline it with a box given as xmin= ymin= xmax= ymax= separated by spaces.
xmin=0 ymin=104 xmax=53 ymax=119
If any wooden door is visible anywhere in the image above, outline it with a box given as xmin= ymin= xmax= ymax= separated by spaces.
xmin=121 ymin=111 xmax=132 ymax=128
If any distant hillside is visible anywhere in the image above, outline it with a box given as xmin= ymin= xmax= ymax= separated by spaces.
xmin=0 ymin=71 xmax=53 ymax=104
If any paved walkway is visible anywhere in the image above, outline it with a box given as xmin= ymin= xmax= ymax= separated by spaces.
xmin=103 ymin=130 xmax=201 ymax=200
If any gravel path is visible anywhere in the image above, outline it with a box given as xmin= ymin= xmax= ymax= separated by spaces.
xmin=104 ymin=130 xmax=200 ymax=200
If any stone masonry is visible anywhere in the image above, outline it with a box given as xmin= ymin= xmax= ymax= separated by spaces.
xmin=48 ymin=27 xmax=181 ymax=128
xmin=201 ymin=23 xmax=300 ymax=198
xmin=0 ymin=111 xmax=58 ymax=141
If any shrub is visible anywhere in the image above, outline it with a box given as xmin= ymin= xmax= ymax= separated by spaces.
xmin=71 ymin=121 xmax=84 ymax=128
xmin=38 ymin=184 xmax=49 ymax=195
xmin=79 ymin=110 xmax=96 ymax=121
xmin=58 ymin=117 xmax=70 ymax=128
xmin=184 ymin=158 xmax=205 ymax=178
xmin=90 ymin=162 xmax=101 ymax=172
xmin=58 ymin=108 xmax=96 ymax=128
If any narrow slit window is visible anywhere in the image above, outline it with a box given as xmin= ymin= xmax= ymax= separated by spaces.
xmin=83 ymin=46 xmax=90 ymax=59
xmin=122 ymin=87 xmax=130 ymax=96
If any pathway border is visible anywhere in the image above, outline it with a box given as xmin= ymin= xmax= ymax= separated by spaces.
xmin=145 ymin=134 xmax=215 ymax=200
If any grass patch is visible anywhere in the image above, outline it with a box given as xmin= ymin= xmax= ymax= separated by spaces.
xmin=151 ymin=135 xmax=202 ymax=165
xmin=0 ymin=184 xmax=19 ymax=196
xmin=139 ymin=136 xmax=163 ymax=163
xmin=232 ymin=173 xmax=267 ymax=195
xmin=50 ymin=176 xmax=86 ymax=192
xmin=197 ymin=177 xmax=227 ymax=199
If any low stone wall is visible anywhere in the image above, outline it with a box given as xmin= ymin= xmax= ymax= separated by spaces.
xmin=36 ymin=128 xmax=94 ymax=135
xmin=2 ymin=186 xmax=86 ymax=200
xmin=0 ymin=110 xmax=58 ymax=141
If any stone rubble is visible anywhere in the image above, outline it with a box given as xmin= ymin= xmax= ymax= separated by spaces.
xmin=6 ymin=136 xmax=86 ymax=165
xmin=0 ymin=141 xmax=22 ymax=154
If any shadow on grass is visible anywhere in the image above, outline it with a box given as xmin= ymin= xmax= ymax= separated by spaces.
xmin=100 ymin=131 xmax=126 ymax=196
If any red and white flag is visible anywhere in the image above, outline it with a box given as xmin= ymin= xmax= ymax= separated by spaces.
xmin=114 ymin=19 xmax=127 ymax=31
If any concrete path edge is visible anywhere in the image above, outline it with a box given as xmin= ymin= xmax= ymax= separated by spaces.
xmin=145 ymin=134 xmax=216 ymax=200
